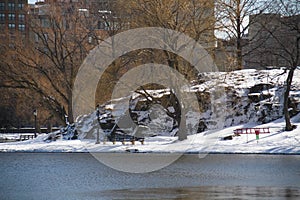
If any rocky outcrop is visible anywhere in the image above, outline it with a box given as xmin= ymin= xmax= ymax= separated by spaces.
xmin=76 ymin=69 xmax=300 ymax=139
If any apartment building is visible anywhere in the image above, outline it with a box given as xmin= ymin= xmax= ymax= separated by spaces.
xmin=244 ymin=13 xmax=300 ymax=69
xmin=0 ymin=0 xmax=28 ymax=45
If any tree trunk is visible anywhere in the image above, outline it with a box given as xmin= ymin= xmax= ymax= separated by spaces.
xmin=236 ymin=40 xmax=243 ymax=70
xmin=236 ymin=6 xmax=243 ymax=70
xmin=283 ymin=68 xmax=295 ymax=131
xmin=178 ymin=113 xmax=187 ymax=141
xmin=67 ymin=91 xmax=74 ymax=124
xmin=165 ymin=52 xmax=187 ymax=140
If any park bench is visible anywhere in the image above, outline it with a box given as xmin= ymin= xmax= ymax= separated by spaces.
xmin=108 ymin=133 xmax=144 ymax=145
xmin=233 ymin=128 xmax=270 ymax=135
xmin=233 ymin=127 xmax=270 ymax=143
xmin=18 ymin=134 xmax=35 ymax=141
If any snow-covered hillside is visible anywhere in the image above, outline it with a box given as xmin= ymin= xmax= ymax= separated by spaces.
xmin=76 ymin=68 xmax=300 ymax=139
xmin=193 ymin=68 xmax=300 ymax=128
xmin=0 ymin=69 xmax=299 ymax=154
xmin=0 ymin=113 xmax=299 ymax=154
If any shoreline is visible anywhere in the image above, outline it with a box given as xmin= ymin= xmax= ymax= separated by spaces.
xmin=1 ymin=150 xmax=299 ymax=155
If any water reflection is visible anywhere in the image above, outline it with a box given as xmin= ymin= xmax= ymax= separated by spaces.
xmin=100 ymin=186 xmax=300 ymax=200
xmin=0 ymin=153 xmax=299 ymax=200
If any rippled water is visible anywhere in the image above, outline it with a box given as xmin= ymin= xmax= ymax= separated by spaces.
xmin=0 ymin=153 xmax=299 ymax=200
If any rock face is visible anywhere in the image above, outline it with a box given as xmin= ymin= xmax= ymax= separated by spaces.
xmin=76 ymin=69 xmax=300 ymax=139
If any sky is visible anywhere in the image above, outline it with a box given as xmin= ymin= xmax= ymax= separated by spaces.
xmin=28 ymin=0 xmax=38 ymax=4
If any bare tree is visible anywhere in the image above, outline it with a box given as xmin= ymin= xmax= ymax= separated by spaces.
xmin=92 ymin=1 xmax=138 ymax=104
xmin=128 ymin=0 xmax=216 ymax=74
xmin=114 ymin=0 xmax=217 ymax=140
xmin=215 ymin=0 xmax=271 ymax=69
xmin=0 ymin=1 xmax=94 ymax=124
xmin=267 ymin=0 xmax=300 ymax=131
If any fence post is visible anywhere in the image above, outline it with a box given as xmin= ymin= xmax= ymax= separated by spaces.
xmin=33 ymin=110 xmax=37 ymax=138
xmin=255 ymin=130 xmax=260 ymax=143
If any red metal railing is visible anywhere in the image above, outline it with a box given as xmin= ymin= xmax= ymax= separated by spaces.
xmin=233 ymin=128 xmax=270 ymax=135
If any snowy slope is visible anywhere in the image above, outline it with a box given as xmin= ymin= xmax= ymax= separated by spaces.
xmin=193 ymin=69 xmax=300 ymax=128
xmin=0 ymin=69 xmax=299 ymax=153
xmin=75 ymin=68 xmax=300 ymax=138
xmin=0 ymin=113 xmax=299 ymax=154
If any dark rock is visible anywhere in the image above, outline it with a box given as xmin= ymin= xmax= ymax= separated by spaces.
xmin=197 ymin=120 xmax=207 ymax=132
xmin=222 ymin=135 xmax=233 ymax=140
xmin=125 ymin=148 xmax=139 ymax=153
xmin=249 ymin=83 xmax=273 ymax=93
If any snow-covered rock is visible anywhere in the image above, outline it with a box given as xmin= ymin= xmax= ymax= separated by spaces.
xmin=75 ymin=69 xmax=300 ymax=140
xmin=192 ymin=69 xmax=300 ymax=128
xmin=1 ymin=69 xmax=299 ymax=154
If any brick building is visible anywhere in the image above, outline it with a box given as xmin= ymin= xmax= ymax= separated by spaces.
xmin=0 ymin=0 xmax=28 ymax=45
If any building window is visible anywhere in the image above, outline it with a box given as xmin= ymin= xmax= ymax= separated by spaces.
xmin=8 ymin=14 xmax=15 ymax=21
xmin=0 ymin=23 xmax=5 ymax=30
xmin=0 ymin=13 xmax=5 ymax=21
xmin=34 ymin=33 xmax=39 ymax=43
xmin=0 ymin=3 xmax=5 ymax=11
xmin=9 ymin=43 xmax=15 ymax=48
xmin=8 ymin=3 xmax=15 ymax=11
xmin=97 ymin=21 xmax=103 ymax=29
xmin=8 ymin=23 xmax=15 ymax=29
xmin=18 ymin=14 xmax=25 ymax=21
xmin=18 ymin=24 xmax=25 ymax=31
xmin=97 ymin=21 xmax=110 ymax=30
xmin=18 ymin=3 xmax=24 ymax=10
xmin=40 ymin=18 xmax=50 ymax=28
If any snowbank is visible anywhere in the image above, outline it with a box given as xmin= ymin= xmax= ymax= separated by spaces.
xmin=0 ymin=114 xmax=299 ymax=154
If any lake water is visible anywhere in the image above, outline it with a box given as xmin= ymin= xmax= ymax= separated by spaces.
xmin=0 ymin=153 xmax=299 ymax=200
